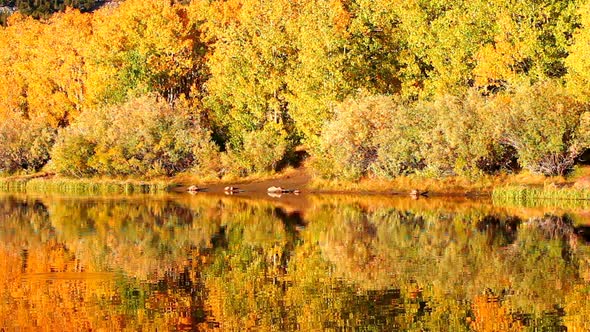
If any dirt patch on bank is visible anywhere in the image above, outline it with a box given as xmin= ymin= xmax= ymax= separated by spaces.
xmin=175 ymin=167 xmax=313 ymax=212
xmin=177 ymin=167 xmax=311 ymax=194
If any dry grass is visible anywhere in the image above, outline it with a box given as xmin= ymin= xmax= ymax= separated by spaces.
xmin=309 ymin=174 xmax=500 ymax=195
xmin=3 ymin=165 xmax=590 ymax=199
xmin=308 ymin=166 xmax=590 ymax=195
xmin=173 ymin=166 xmax=302 ymax=187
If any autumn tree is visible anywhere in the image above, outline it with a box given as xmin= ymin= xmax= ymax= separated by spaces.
xmin=393 ymin=0 xmax=497 ymax=97
xmin=284 ymin=0 xmax=406 ymax=142
xmin=85 ymin=0 xmax=207 ymax=107
xmin=475 ymin=0 xmax=581 ymax=92
xmin=203 ymin=0 xmax=295 ymax=148
xmin=0 ymin=10 xmax=89 ymax=174
xmin=566 ymin=1 xmax=590 ymax=101
xmin=283 ymin=0 xmax=353 ymax=141
xmin=0 ymin=9 xmax=91 ymax=127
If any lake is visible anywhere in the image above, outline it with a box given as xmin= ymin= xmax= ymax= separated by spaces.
xmin=0 ymin=193 xmax=589 ymax=331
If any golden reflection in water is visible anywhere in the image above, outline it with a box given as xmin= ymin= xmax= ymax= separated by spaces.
xmin=0 ymin=193 xmax=589 ymax=331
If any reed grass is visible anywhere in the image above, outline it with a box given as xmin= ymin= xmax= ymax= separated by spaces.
xmin=0 ymin=177 xmax=176 ymax=194
xmin=0 ymin=178 xmax=29 ymax=192
xmin=492 ymin=185 xmax=590 ymax=209
xmin=493 ymin=185 xmax=590 ymax=200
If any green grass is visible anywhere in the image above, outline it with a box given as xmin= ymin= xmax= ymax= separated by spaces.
xmin=0 ymin=178 xmax=29 ymax=192
xmin=492 ymin=185 xmax=590 ymax=209
xmin=0 ymin=177 xmax=176 ymax=194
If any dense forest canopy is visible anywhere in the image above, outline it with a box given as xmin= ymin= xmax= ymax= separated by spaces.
xmin=0 ymin=0 xmax=589 ymax=179
xmin=0 ymin=0 xmax=100 ymax=24
xmin=0 ymin=0 xmax=99 ymax=13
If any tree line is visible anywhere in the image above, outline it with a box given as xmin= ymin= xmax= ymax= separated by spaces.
xmin=0 ymin=0 xmax=589 ymax=179
xmin=0 ymin=0 xmax=99 ymax=24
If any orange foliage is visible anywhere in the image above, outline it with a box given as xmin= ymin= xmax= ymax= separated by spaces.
xmin=0 ymin=9 xmax=91 ymax=127
xmin=471 ymin=295 xmax=523 ymax=332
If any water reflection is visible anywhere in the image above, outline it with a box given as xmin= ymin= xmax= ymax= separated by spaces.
xmin=0 ymin=194 xmax=589 ymax=331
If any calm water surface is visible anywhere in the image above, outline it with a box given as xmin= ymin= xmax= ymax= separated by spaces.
xmin=0 ymin=193 xmax=589 ymax=331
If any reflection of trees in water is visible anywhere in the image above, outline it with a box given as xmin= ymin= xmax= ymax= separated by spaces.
xmin=0 ymin=195 xmax=226 ymax=330
xmin=0 ymin=195 xmax=311 ymax=330
xmin=1 ymin=195 xmax=590 ymax=330
xmin=0 ymin=197 xmax=84 ymax=275
xmin=199 ymin=203 xmax=295 ymax=330
xmin=0 ymin=197 xmax=52 ymax=274
xmin=43 ymin=198 xmax=221 ymax=278
xmin=520 ymin=214 xmax=590 ymax=262
xmin=525 ymin=215 xmax=574 ymax=241
xmin=476 ymin=215 xmax=520 ymax=247
xmin=306 ymin=203 xmax=590 ymax=330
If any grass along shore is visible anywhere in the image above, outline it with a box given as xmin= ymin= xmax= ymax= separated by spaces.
xmin=310 ymin=167 xmax=588 ymax=193
xmin=492 ymin=186 xmax=590 ymax=209
xmin=0 ymin=173 xmax=175 ymax=195
xmin=1 ymin=166 xmax=589 ymax=199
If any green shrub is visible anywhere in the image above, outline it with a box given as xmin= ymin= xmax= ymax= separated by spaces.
xmin=0 ymin=113 xmax=56 ymax=174
xmin=51 ymin=95 xmax=219 ymax=177
xmin=369 ymin=102 xmax=424 ymax=178
xmin=311 ymin=92 xmax=515 ymax=181
xmin=221 ymin=122 xmax=289 ymax=176
xmin=50 ymin=130 xmax=96 ymax=177
xmin=493 ymin=81 xmax=590 ymax=176
xmin=311 ymin=95 xmax=402 ymax=181
xmin=416 ymin=92 xmax=508 ymax=177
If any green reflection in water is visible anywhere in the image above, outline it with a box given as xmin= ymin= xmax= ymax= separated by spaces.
xmin=0 ymin=194 xmax=589 ymax=331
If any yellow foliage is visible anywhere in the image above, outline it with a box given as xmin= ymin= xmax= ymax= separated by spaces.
xmin=566 ymin=2 xmax=590 ymax=101
xmin=0 ymin=9 xmax=91 ymax=127
xmin=85 ymin=0 xmax=205 ymax=106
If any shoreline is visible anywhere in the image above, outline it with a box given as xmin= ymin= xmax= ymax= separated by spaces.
xmin=1 ymin=167 xmax=589 ymax=201
xmin=2 ymin=171 xmax=590 ymax=223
